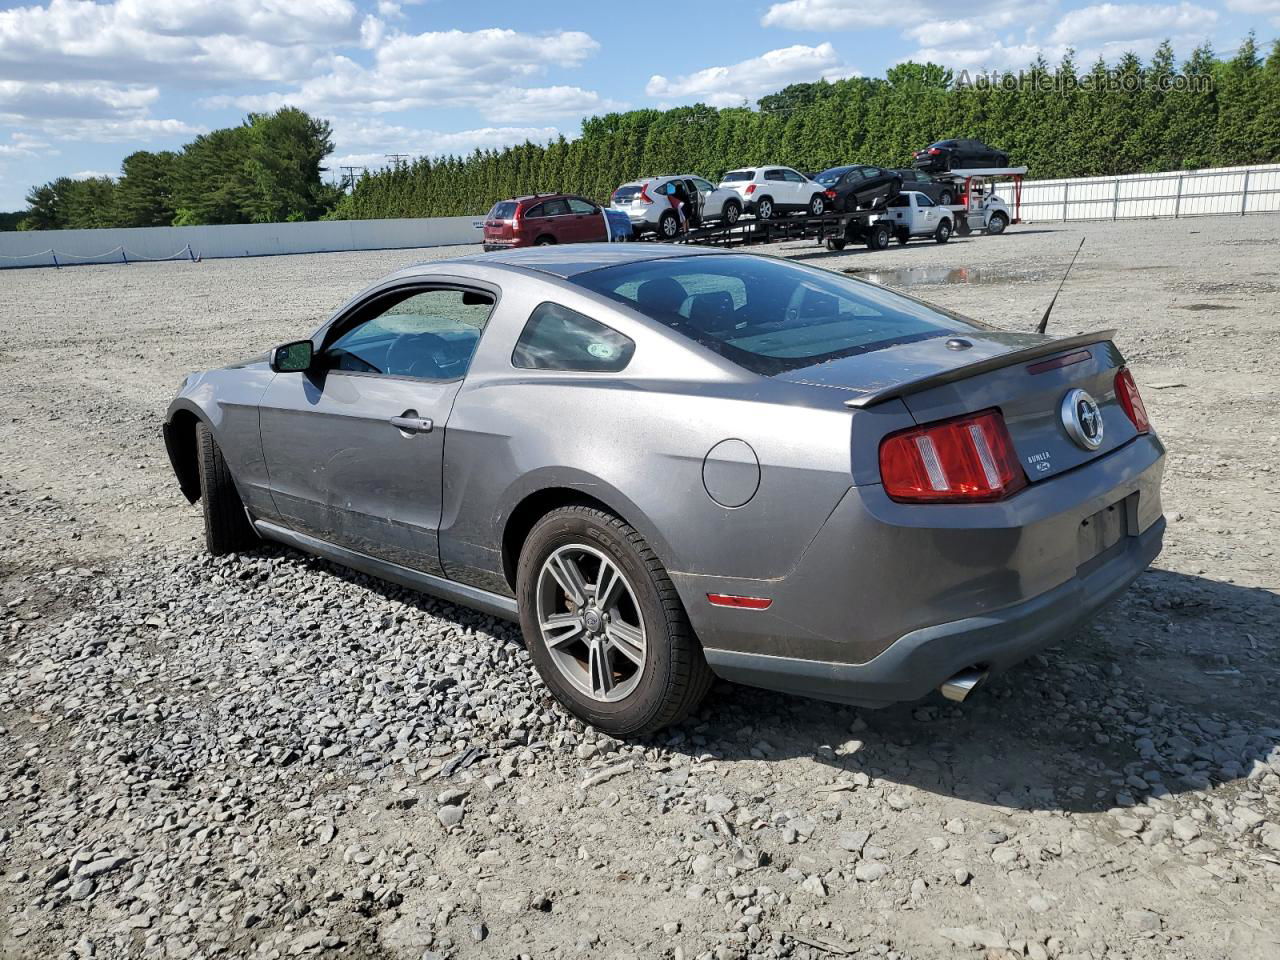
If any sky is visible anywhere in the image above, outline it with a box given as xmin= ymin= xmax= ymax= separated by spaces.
xmin=0 ymin=0 xmax=1275 ymax=209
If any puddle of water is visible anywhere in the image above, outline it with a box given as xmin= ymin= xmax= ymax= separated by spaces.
xmin=843 ymin=265 xmax=1056 ymax=287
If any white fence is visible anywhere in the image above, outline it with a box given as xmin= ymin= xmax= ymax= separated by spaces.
xmin=0 ymin=215 xmax=479 ymax=269
xmin=1018 ymin=163 xmax=1280 ymax=222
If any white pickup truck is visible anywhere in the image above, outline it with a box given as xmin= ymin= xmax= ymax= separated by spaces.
xmin=881 ymin=191 xmax=957 ymax=244
xmin=880 ymin=189 xmax=1013 ymax=245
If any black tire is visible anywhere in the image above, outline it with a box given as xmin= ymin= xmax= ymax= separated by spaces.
xmin=934 ymin=218 xmax=952 ymax=244
xmin=534 ymin=235 xmax=556 ymax=246
xmin=825 ymin=237 xmax=847 ymax=251
xmin=986 ymin=212 xmax=1009 ymax=235
xmin=723 ymin=200 xmax=741 ymax=225
xmin=939 ymin=189 xmax=954 ymax=206
xmin=756 ymin=196 xmax=775 ymax=220
xmin=866 ymin=222 xmax=891 ymax=251
xmin=196 ymin=422 xmax=256 ymax=556
xmin=658 ymin=210 xmax=680 ymax=239
xmin=895 ymin=229 xmax=910 ymax=246
xmin=517 ymin=506 xmax=713 ymax=737
xmin=808 ymin=194 xmax=826 ymax=216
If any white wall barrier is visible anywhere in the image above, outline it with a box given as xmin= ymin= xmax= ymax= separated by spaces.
xmin=1018 ymin=163 xmax=1280 ymax=222
xmin=0 ymin=215 xmax=479 ymax=269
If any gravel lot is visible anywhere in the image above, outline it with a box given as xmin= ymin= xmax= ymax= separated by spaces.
xmin=3 ymin=217 xmax=1279 ymax=960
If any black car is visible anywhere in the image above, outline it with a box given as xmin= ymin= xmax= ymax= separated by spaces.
xmin=894 ymin=169 xmax=960 ymax=206
xmin=813 ymin=164 xmax=901 ymax=212
xmin=913 ymin=139 xmax=1009 ymax=173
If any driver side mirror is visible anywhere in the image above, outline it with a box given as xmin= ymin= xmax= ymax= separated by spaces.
xmin=270 ymin=339 xmax=314 ymax=373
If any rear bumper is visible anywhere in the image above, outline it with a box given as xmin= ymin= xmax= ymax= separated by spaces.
xmin=483 ymin=241 xmax=522 ymax=251
xmin=684 ymin=432 xmax=1166 ymax=706
xmin=704 ymin=515 xmax=1163 ymax=706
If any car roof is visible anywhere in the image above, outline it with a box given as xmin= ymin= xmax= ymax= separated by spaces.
xmin=442 ymin=242 xmax=727 ymax=279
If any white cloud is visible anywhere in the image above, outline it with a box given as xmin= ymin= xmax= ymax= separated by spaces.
xmin=762 ymin=0 xmax=896 ymax=29
xmin=646 ymin=44 xmax=858 ymax=107
xmin=0 ymin=0 xmax=357 ymax=84
xmin=70 ymin=168 xmax=114 ymax=178
xmin=0 ymin=80 xmax=158 ymax=120
xmin=204 ymin=28 xmax=615 ymax=122
xmin=1049 ymin=3 xmax=1217 ymax=44
xmin=329 ymin=120 xmax=561 ymax=168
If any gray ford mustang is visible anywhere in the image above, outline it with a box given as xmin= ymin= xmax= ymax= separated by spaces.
xmin=164 ymin=244 xmax=1165 ymax=736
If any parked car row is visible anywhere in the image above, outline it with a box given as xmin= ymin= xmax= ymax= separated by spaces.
xmin=482 ymin=137 xmax=1016 ymax=249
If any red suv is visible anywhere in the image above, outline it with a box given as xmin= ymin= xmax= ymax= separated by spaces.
xmin=482 ymin=194 xmax=608 ymax=250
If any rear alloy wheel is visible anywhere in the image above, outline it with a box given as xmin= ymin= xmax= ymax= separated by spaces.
xmin=986 ymin=212 xmax=1009 ymax=235
xmin=723 ymin=200 xmax=741 ymax=225
xmin=866 ymin=222 xmax=891 ymax=251
xmin=658 ymin=210 xmax=680 ymax=239
xmin=534 ymin=235 xmax=556 ymax=246
xmin=939 ymin=189 xmax=954 ymax=206
xmin=808 ymin=194 xmax=826 ymax=216
xmin=756 ymin=197 xmax=774 ymax=221
xmin=934 ymin=219 xmax=952 ymax=243
xmin=825 ymin=237 xmax=847 ymax=251
xmin=517 ymin=505 xmax=713 ymax=736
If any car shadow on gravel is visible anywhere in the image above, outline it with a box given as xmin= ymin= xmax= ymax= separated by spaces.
xmin=256 ymin=546 xmax=1278 ymax=816
xmin=664 ymin=567 xmax=1280 ymax=815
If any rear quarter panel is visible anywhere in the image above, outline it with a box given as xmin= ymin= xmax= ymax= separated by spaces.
xmin=436 ymin=269 xmax=866 ymax=597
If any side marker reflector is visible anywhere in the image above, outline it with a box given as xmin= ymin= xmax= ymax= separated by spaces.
xmin=707 ymin=594 xmax=772 ymax=610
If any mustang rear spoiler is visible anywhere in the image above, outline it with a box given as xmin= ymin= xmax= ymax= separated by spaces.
xmin=843 ymin=329 xmax=1117 ymax=409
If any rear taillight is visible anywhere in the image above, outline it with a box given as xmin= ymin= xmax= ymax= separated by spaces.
xmin=879 ymin=409 xmax=1027 ymax=503
xmin=824 ymin=189 xmax=837 ymax=200
xmin=1114 ymin=368 xmax=1150 ymax=433
xmin=638 ymin=185 xmax=653 ymax=204
xmin=929 ymin=147 xmax=942 ymax=155
xmin=745 ymin=183 xmax=756 ymax=195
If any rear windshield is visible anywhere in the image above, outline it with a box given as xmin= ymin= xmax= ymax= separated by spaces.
xmin=815 ymin=167 xmax=853 ymax=186
xmin=612 ymin=185 xmax=643 ymax=203
xmin=570 ymin=254 xmax=980 ymax=375
xmin=488 ymin=201 xmax=517 ymax=219
xmin=720 ymin=170 xmax=752 ymax=182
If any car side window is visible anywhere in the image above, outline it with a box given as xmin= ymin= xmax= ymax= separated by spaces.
xmin=916 ymin=195 xmax=935 ymax=207
xmin=764 ymin=169 xmax=785 ymax=181
xmin=692 ymin=178 xmax=715 ymax=194
xmin=566 ymin=198 xmax=597 ymax=214
xmin=525 ymin=203 xmax=545 ymax=218
xmin=782 ymin=169 xmax=805 ymax=182
xmin=888 ymin=195 xmax=909 ymax=207
xmin=541 ymin=198 xmax=570 ymax=217
xmin=512 ymin=302 xmax=635 ymax=373
xmin=323 ymin=288 xmax=495 ymax=380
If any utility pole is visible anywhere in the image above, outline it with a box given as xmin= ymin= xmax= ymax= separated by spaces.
xmin=339 ymin=166 xmax=364 ymax=192
xmin=384 ymin=153 xmax=409 ymax=168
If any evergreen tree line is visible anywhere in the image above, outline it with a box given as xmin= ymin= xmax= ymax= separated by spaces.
xmin=330 ymin=37 xmax=1280 ymax=221
xmin=14 ymin=107 xmax=340 ymax=231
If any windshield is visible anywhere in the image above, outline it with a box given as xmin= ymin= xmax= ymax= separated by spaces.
xmin=814 ymin=167 xmax=852 ymax=186
xmin=570 ymin=254 xmax=982 ymax=375
xmin=720 ymin=170 xmax=752 ymax=182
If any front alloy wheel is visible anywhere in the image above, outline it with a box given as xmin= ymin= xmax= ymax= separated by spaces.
xmin=536 ymin=544 xmax=646 ymax=702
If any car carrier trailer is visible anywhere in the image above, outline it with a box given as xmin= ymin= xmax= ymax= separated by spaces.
xmin=667 ymin=208 xmax=909 ymax=251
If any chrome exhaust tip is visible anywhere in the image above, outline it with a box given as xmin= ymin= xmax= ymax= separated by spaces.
xmin=939 ymin=667 xmax=989 ymax=703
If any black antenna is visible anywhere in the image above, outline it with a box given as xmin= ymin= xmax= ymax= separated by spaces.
xmin=1037 ymin=236 xmax=1086 ymax=335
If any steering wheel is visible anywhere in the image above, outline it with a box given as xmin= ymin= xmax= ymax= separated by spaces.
xmin=386 ymin=332 xmax=452 ymax=378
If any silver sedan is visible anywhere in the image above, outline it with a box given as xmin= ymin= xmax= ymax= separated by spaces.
xmin=164 ymin=245 xmax=1165 ymax=736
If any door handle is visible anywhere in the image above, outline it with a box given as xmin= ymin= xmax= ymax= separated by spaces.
xmin=390 ymin=414 xmax=433 ymax=434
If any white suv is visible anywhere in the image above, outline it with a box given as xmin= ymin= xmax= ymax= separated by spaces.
xmin=610 ymin=174 xmax=743 ymax=238
xmin=718 ymin=166 xmax=829 ymax=220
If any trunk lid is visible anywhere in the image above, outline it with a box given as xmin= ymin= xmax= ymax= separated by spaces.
xmin=779 ymin=330 xmax=1137 ymax=482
